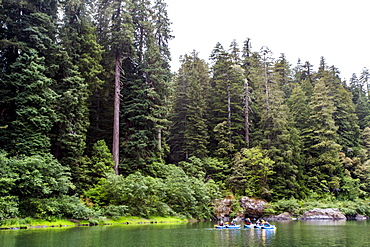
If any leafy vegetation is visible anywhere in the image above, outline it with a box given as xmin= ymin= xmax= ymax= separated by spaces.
xmin=266 ymin=197 xmax=370 ymax=218
xmin=1 ymin=0 xmax=370 ymax=222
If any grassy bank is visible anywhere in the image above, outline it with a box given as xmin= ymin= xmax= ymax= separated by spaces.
xmin=0 ymin=216 xmax=188 ymax=230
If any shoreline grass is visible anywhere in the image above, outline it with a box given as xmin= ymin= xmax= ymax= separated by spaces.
xmin=0 ymin=216 xmax=189 ymax=230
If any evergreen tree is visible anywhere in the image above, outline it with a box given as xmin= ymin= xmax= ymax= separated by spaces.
xmin=349 ymin=72 xmax=370 ymax=130
xmin=305 ymin=78 xmax=342 ymax=194
xmin=168 ymin=52 xmax=210 ymax=162
xmin=330 ymin=72 xmax=360 ymax=156
xmin=142 ymin=0 xmax=173 ymax=159
xmin=241 ymin=38 xmax=252 ymax=146
xmin=119 ymin=56 xmax=157 ymax=174
xmin=229 ymin=147 xmax=274 ymax=199
xmin=47 ymin=0 xmax=105 ymax=188
xmin=7 ymin=50 xmax=57 ymax=155
xmin=0 ymin=0 xmax=58 ymax=155
xmin=317 ymin=60 xmax=361 ymax=156
xmin=359 ymin=68 xmax=370 ymax=100
xmin=209 ymin=42 xmax=245 ymax=156
xmin=274 ymin=53 xmax=294 ymax=99
xmin=250 ymin=49 xmax=304 ymax=199
xmin=96 ymin=0 xmax=135 ymax=174
xmin=116 ymin=0 xmax=172 ymax=174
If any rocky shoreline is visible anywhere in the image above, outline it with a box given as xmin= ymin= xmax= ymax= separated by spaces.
xmin=214 ymin=196 xmax=369 ymax=222
xmin=265 ymin=208 xmax=366 ymax=221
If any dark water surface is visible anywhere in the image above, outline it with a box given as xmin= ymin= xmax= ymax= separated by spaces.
xmin=1 ymin=220 xmax=370 ymax=246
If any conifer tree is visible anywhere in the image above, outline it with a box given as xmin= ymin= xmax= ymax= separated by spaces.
xmin=209 ymin=42 xmax=245 ymax=156
xmin=299 ymin=61 xmax=315 ymax=98
xmin=359 ymin=68 xmax=370 ymax=100
xmin=305 ymin=78 xmax=342 ymax=194
xmin=241 ymin=38 xmax=252 ymax=146
xmin=229 ymin=147 xmax=274 ymax=199
xmin=168 ymin=52 xmax=210 ymax=162
xmin=350 ymin=71 xmax=370 ymax=129
xmin=317 ymin=60 xmax=361 ymax=156
xmin=274 ymin=53 xmax=294 ymax=99
xmin=0 ymin=0 xmax=58 ymax=154
xmin=115 ymin=0 xmax=172 ymax=174
xmin=48 ymin=0 xmax=105 ymax=185
xmin=142 ymin=0 xmax=173 ymax=159
xmin=250 ymin=49 xmax=303 ymax=199
xmin=8 ymin=50 xmax=57 ymax=155
xmin=96 ymin=0 xmax=135 ymax=174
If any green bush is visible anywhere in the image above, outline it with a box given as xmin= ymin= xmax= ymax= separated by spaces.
xmin=267 ymin=197 xmax=370 ymax=217
xmin=268 ymin=198 xmax=300 ymax=215
xmin=85 ymin=166 xmax=215 ymax=219
xmin=0 ymin=152 xmax=74 ymax=199
xmin=339 ymin=199 xmax=370 ymax=216
xmin=0 ymin=196 xmax=19 ymax=220
xmin=85 ymin=172 xmax=174 ymax=218
xmin=101 ymin=205 xmax=128 ymax=218
xmin=21 ymin=196 xmax=98 ymax=220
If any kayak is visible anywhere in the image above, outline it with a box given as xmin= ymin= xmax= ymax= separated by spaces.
xmin=261 ymin=225 xmax=276 ymax=230
xmin=244 ymin=224 xmax=254 ymax=229
xmin=214 ymin=225 xmax=226 ymax=229
xmin=226 ymin=225 xmax=241 ymax=229
xmin=254 ymin=225 xmax=262 ymax=228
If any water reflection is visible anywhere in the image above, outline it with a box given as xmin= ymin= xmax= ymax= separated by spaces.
xmin=303 ymin=220 xmax=346 ymax=226
xmin=244 ymin=226 xmax=276 ymax=246
xmin=261 ymin=228 xmax=276 ymax=245
xmin=1 ymin=220 xmax=370 ymax=247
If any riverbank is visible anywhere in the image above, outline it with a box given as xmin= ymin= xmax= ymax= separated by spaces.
xmin=0 ymin=216 xmax=188 ymax=230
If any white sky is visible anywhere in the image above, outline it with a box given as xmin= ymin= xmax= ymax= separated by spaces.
xmin=166 ymin=0 xmax=370 ymax=81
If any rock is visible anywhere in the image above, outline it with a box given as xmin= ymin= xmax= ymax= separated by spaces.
xmin=213 ymin=198 xmax=234 ymax=220
xmin=355 ymin=214 xmax=367 ymax=220
xmin=266 ymin=212 xmax=292 ymax=221
xmin=213 ymin=196 xmax=266 ymax=221
xmin=300 ymin=208 xmax=346 ymax=220
xmin=240 ymin=197 xmax=267 ymax=218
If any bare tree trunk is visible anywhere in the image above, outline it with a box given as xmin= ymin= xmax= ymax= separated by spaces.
xmin=244 ymin=78 xmax=249 ymax=146
xmin=243 ymin=38 xmax=251 ymax=147
xmin=113 ymin=51 xmax=121 ymax=175
xmin=158 ymin=127 xmax=162 ymax=158
xmin=227 ymin=83 xmax=232 ymax=144
xmin=262 ymin=48 xmax=271 ymax=147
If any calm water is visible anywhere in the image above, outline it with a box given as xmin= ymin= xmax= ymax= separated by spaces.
xmin=1 ymin=220 xmax=370 ymax=246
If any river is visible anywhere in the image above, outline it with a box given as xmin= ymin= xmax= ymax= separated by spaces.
xmin=1 ymin=220 xmax=370 ymax=246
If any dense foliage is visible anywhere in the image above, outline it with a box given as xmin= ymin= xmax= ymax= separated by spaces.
xmin=1 ymin=0 xmax=370 ymax=220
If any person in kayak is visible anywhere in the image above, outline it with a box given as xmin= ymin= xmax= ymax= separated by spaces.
xmin=231 ymin=218 xmax=236 ymax=226
xmin=219 ymin=219 xmax=224 ymax=226
xmin=245 ymin=218 xmax=252 ymax=225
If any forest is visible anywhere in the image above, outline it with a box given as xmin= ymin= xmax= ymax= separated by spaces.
xmin=1 ymin=0 xmax=370 ymax=222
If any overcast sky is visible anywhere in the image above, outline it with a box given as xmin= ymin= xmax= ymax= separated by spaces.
xmin=166 ymin=0 xmax=369 ymax=81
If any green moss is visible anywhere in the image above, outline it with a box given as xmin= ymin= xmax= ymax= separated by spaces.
xmin=0 ymin=216 xmax=188 ymax=230
xmin=104 ymin=216 xmax=187 ymax=224
xmin=0 ymin=218 xmax=77 ymax=228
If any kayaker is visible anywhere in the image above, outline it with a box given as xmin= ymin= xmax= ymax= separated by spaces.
xmin=231 ymin=218 xmax=236 ymax=226
xmin=245 ymin=218 xmax=252 ymax=225
xmin=219 ymin=219 xmax=224 ymax=226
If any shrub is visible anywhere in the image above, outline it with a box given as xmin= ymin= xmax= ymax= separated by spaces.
xmin=0 ymin=196 xmax=19 ymax=220
xmin=101 ymin=205 xmax=128 ymax=218
xmin=268 ymin=198 xmax=300 ymax=215
xmin=21 ymin=196 xmax=98 ymax=220
xmin=0 ymin=152 xmax=74 ymax=200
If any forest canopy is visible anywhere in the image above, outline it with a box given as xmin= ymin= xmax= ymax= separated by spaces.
xmin=1 ymin=0 xmax=370 ymax=220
